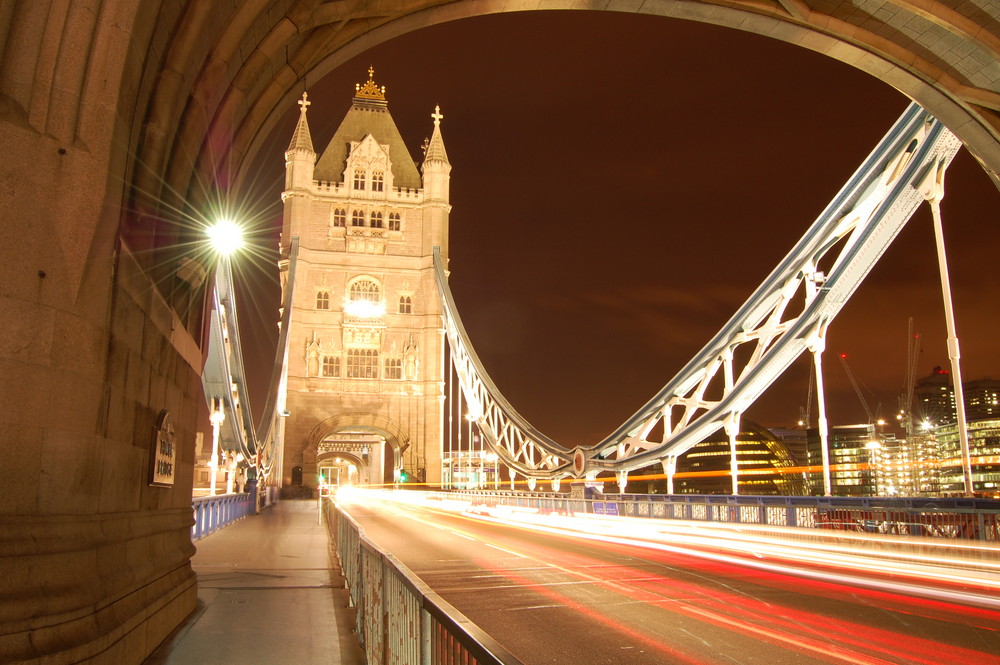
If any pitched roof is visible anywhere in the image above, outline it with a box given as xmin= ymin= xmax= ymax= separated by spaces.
xmin=313 ymin=71 xmax=420 ymax=189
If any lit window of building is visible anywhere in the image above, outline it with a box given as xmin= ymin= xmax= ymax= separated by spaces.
xmin=347 ymin=349 xmax=378 ymax=378
xmin=384 ymin=357 xmax=402 ymax=379
xmin=322 ymin=356 xmax=340 ymax=377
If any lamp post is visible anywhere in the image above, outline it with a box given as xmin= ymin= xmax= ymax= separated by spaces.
xmin=208 ymin=399 xmax=224 ymax=495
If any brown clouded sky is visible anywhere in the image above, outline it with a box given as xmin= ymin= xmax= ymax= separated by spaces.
xmin=238 ymin=11 xmax=1000 ymax=445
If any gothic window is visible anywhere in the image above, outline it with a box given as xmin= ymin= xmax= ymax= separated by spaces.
xmin=316 ymin=291 xmax=330 ymax=310
xmin=353 ymin=168 xmax=365 ymax=190
xmin=352 ymin=210 xmax=365 ymax=227
xmin=384 ymin=357 xmax=402 ymax=380
xmin=322 ymin=356 xmax=340 ymax=377
xmin=372 ymin=170 xmax=384 ymax=192
xmin=398 ymin=296 xmax=412 ymax=314
xmin=350 ymin=279 xmax=380 ymax=303
xmin=370 ymin=211 xmax=383 ymax=228
xmin=347 ymin=349 xmax=379 ymax=378
xmin=388 ymin=212 xmax=401 ymax=231
xmin=333 ymin=209 xmax=346 ymax=227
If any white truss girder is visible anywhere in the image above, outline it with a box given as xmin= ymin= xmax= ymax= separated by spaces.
xmin=436 ymin=103 xmax=962 ymax=480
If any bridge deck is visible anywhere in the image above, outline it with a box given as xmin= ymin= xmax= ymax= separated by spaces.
xmin=144 ymin=500 xmax=365 ymax=665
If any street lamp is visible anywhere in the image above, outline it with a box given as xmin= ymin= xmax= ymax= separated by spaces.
xmin=207 ymin=218 xmax=244 ymax=256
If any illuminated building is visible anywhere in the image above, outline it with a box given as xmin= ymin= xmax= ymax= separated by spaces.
xmin=933 ymin=418 xmax=1000 ymax=496
xmin=278 ymin=70 xmax=450 ymax=489
xmin=669 ymin=420 xmax=805 ymax=495
xmin=807 ymin=424 xmax=879 ymax=496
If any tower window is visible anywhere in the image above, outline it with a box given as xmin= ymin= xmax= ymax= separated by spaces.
xmin=372 ymin=171 xmax=384 ymax=192
xmin=333 ymin=209 xmax=346 ymax=227
xmin=398 ymin=296 xmax=412 ymax=314
xmin=316 ymin=291 xmax=330 ymax=310
xmin=351 ymin=210 xmax=365 ymax=227
xmin=347 ymin=349 xmax=379 ymax=378
xmin=349 ymin=279 xmax=380 ymax=303
xmin=384 ymin=357 xmax=402 ymax=380
xmin=388 ymin=212 xmax=401 ymax=231
xmin=371 ymin=211 xmax=383 ymax=228
xmin=353 ymin=168 xmax=365 ymax=190
xmin=322 ymin=356 xmax=340 ymax=377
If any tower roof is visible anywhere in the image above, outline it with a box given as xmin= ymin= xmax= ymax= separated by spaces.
xmin=422 ymin=105 xmax=449 ymax=166
xmin=313 ymin=68 xmax=421 ymax=189
xmin=287 ymin=91 xmax=314 ymax=153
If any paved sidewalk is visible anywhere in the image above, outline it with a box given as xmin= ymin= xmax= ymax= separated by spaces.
xmin=144 ymin=499 xmax=366 ymax=664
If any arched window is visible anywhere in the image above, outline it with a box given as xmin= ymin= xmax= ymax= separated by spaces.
xmin=384 ymin=357 xmax=402 ymax=379
xmin=322 ymin=356 xmax=340 ymax=377
xmin=316 ymin=291 xmax=330 ymax=310
xmin=388 ymin=212 xmax=401 ymax=231
xmin=347 ymin=349 xmax=379 ymax=378
xmin=350 ymin=279 xmax=380 ymax=303
xmin=398 ymin=296 xmax=412 ymax=314
xmin=292 ymin=466 xmax=303 ymax=485
xmin=353 ymin=168 xmax=365 ymax=190
xmin=351 ymin=210 xmax=365 ymax=227
xmin=371 ymin=170 xmax=384 ymax=192
xmin=333 ymin=208 xmax=346 ymax=227
xmin=370 ymin=211 xmax=383 ymax=228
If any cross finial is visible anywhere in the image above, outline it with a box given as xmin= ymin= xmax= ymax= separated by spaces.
xmin=368 ymin=66 xmax=375 ymax=80
xmin=298 ymin=91 xmax=310 ymax=112
xmin=431 ymin=105 xmax=443 ymax=126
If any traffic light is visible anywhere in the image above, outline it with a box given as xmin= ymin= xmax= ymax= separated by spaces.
xmin=398 ymin=469 xmax=408 ymax=483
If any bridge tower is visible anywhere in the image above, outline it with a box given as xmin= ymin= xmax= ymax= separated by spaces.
xmin=278 ymin=69 xmax=450 ymax=489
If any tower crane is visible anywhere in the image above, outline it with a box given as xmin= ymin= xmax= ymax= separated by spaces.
xmin=839 ymin=353 xmax=878 ymax=424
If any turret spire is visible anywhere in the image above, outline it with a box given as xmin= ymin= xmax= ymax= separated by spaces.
xmin=287 ymin=91 xmax=314 ymax=153
xmin=423 ymin=105 xmax=449 ymax=165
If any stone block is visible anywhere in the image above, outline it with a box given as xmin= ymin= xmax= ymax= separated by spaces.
xmin=37 ymin=428 xmax=102 ymax=515
xmin=0 ymin=423 xmax=42 ymax=514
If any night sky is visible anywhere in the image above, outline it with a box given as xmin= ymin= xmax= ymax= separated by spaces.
xmin=236 ymin=11 xmax=1000 ymax=447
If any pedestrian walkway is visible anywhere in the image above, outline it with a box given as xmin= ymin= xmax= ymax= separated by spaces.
xmin=144 ymin=499 xmax=366 ymax=664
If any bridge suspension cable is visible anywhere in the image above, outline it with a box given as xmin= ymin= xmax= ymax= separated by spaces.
xmin=202 ymin=238 xmax=299 ymax=485
xmin=436 ymin=102 xmax=962 ymax=486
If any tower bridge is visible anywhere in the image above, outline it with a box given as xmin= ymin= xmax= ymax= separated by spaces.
xmin=203 ymin=73 xmax=962 ymax=501
xmin=6 ymin=3 xmax=1000 ymax=663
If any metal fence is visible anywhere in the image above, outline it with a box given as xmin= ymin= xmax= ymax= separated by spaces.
xmin=191 ymin=492 xmax=256 ymax=541
xmin=449 ymin=489 xmax=1000 ymax=542
xmin=329 ymin=500 xmax=525 ymax=665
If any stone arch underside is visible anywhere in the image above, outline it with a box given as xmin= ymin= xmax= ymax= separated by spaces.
xmin=126 ymin=0 xmax=1000 ymax=255
xmin=305 ymin=411 xmax=411 ymax=463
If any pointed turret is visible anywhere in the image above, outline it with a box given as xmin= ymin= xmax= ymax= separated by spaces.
xmin=421 ymin=105 xmax=451 ymax=202
xmin=283 ymin=91 xmax=316 ymax=246
xmin=285 ymin=91 xmax=316 ymax=191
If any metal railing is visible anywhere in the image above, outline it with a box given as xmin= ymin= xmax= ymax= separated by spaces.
xmin=329 ymin=500 xmax=525 ymax=665
xmin=448 ymin=489 xmax=1000 ymax=542
xmin=191 ymin=492 xmax=256 ymax=541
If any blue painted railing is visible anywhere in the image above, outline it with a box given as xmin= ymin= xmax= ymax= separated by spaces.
xmin=191 ymin=493 xmax=255 ymax=541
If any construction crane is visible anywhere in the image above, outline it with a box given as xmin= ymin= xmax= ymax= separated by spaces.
xmin=839 ymin=353 xmax=878 ymax=424
xmin=897 ymin=318 xmax=922 ymax=439
xmin=799 ymin=360 xmax=815 ymax=429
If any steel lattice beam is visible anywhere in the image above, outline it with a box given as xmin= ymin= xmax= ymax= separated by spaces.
xmin=435 ymin=103 xmax=962 ymax=480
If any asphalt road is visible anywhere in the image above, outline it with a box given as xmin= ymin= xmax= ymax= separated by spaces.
xmin=340 ymin=494 xmax=1000 ymax=665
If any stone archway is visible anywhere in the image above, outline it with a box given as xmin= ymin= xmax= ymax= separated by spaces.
xmin=300 ymin=412 xmax=411 ymax=486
